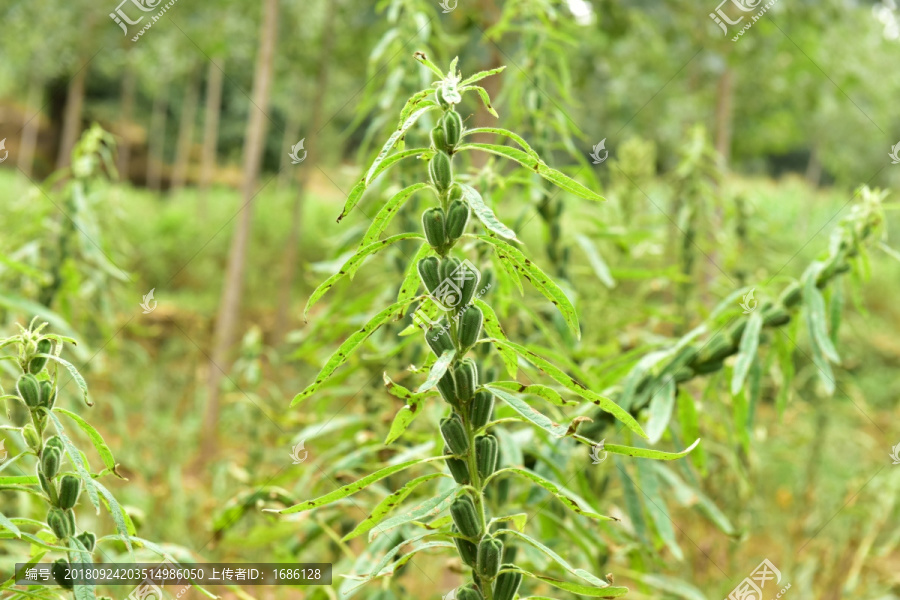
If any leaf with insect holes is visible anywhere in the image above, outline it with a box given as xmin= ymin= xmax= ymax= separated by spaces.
xmin=397 ymin=88 xmax=436 ymax=124
xmin=456 ymin=143 xmax=605 ymax=202
xmin=367 ymin=106 xmax=436 ymax=185
xmin=485 ymin=467 xmax=616 ymax=522
xmin=493 ymin=339 xmax=647 ymax=439
xmin=416 ymin=349 xmax=456 ymax=394
xmin=396 ymin=243 xmax=433 ymax=312
xmin=272 ymin=456 xmax=448 ymax=514
xmin=478 ymin=236 xmax=579 ymax=338
xmin=303 ymin=233 xmax=423 ymax=321
xmin=383 ymin=374 xmax=435 ymax=445
xmin=457 ymin=184 xmax=520 ymax=241
xmin=484 ymin=385 xmax=569 ymax=437
xmin=504 ymin=530 xmax=612 ymax=588
xmin=474 ymin=300 xmax=518 ymax=378
xmin=644 ymin=378 xmax=676 ymax=444
xmin=54 ymin=407 xmax=121 ymax=477
xmin=338 ymin=148 xmax=431 ymax=222
xmin=505 ymin=566 xmax=629 ymax=597
xmin=360 ymin=183 xmax=433 ymax=248
xmin=69 ymin=538 xmax=95 ymax=600
xmin=292 ymin=299 xmax=418 ymax=405
xmin=731 ymin=309 xmax=763 ymax=395
xmin=341 ymin=472 xmax=448 ymax=541
xmin=368 ymin=485 xmax=458 ymax=541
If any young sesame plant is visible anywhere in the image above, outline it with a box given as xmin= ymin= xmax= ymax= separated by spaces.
xmin=0 ymin=319 xmax=213 ymax=600
xmin=280 ymin=54 xmax=699 ymax=599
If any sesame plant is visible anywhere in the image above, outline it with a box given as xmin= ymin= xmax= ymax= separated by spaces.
xmin=0 ymin=319 xmax=212 ymax=600
xmin=279 ymin=54 xmax=699 ymax=599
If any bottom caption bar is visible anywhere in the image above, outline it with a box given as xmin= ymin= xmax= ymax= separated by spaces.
xmin=14 ymin=563 xmax=332 ymax=586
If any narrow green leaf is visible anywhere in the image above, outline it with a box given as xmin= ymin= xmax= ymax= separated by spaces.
xmin=457 ymin=143 xmax=604 ymax=202
xmin=488 ymin=513 xmax=527 ymax=531
xmin=367 ymin=106 xmax=435 ymax=185
xmin=462 ymin=127 xmax=539 ymax=159
xmin=636 ymin=460 xmax=683 ymax=560
xmin=337 ymin=148 xmax=430 ymax=222
xmin=303 ymin=233 xmax=423 ymax=320
xmin=458 ymin=183 xmax=520 ymax=241
xmin=478 ymin=236 xmax=579 ymax=338
xmin=504 ymin=530 xmax=609 ymax=587
xmin=459 ymin=66 xmax=506 ymax=87
xmin=413 ymin=52 xmax=446 ymax=78
xmin=676 ymin=389 xmax=706 ymax=472
xmin=368 ymin=485 xmax=457 ymax=541
xmin=342 ymin=473 xmax=447 ymax=541
xmin=509 ymin=566 xmax=628 ymax=597
xmin=493 ymin=339 xmax=647 ymax=439
xmin=464 ymin=86 xmax=499 ymax=117
xmin=348 ymin=540 xmax=456 ymax=592
xmin=384 ymin=374 xmax=434 ymax=445
xmin=486 ymin=467 xmax=616 ymax=522
xmin=489 ymin=381 xmax=575 ymax=406
xmin=0 ymin=475 xmax=39 ymax=485
xmin=0 ymin=512 xmax=22 ymax=538
xmin=484 ymin=385 xmax=568 ymax=437
xmin=396 ymin=243 xmax=432 ymax=314
xmin=574 ymin=234 xmax=616 ymax=288
xmin=804 ymin=266 xmax=840 ymax=363
xmin=474 ymin=299 xmax=517 ymax=378
xmin=53 ymin=407 xmax=120 ymax=476
xmin=644 ymin=379 xmax=676 ymax=444
xmin=273 ymin=456 xmax=446 ymax=514
xmin=416 ymin=349 xmax=456 ymax=393
xmin=293 ymin=299 xmax=417 ymax=405
xmin=43 ymin=355 xmax=90 ymax=406
xmin=616 ymin=458 xmax=648 ymax=544
xmin=361 ymin=183 xmax=432 ymax=248
xmin=581 ymin=438 xmax=700 ymax=461
xmin=730 ymin=309 xmax=763 ymax=395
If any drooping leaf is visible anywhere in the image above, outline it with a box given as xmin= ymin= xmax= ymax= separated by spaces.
xmin=457 ymin=143 xmax=604 ymax=202
xmin=342 ymin=473 xmax=448 ymax=541
xmin=462 ymin=127 xmax=539 ymax=159
xmin=459 ymin=66 xmax=507 ymax=87
xmin=504 ymin=530 xmax=610 ymax=587
xmin=273 ymin=456 xmax=446 ymax=514
xmin=484 ymin=385 xmax=569 ymax=437
xmin=360 ymin=183 xmax=432 ymax=248
xmin=636 ymin=460 xmax=683 ymax=560
xmin=0 ymin=512 xmax=22 ymax=538
xmin=731 ymin=309 xmax=763 ymax=395
xmin=488 ymin=381 xmax=575 ymax=407
xmin=42 ymin=354 xmax=90 ymax=406
xmin=574 ymin=234 xmax=616 ymax=288
xmin=69 ymin=538 xmax=95 ymax=600
xmin=458 ymin=183 xmax=520 ymax=241
xmin=493 ymin=339 xmax=647 ymax=439
xmin=478 ymin=236 xmax=579 ymax=338
xmin=53 ymin=407 xmax=120 ymax=476
xmin=804 ymin=267 xmax=841 ymax=363
xmin=577 ymin=437 xmax=701 ymax=461
xmin=463 ymin=86 xmax=499 ymax=117
xmin=509 ymin=566 xmax=628 ymax=597
xmin=384 ymin=375 xmax=434 ymax=445
xmin=292 ymin=299 xmax=417 ymax=405
xmin=303 ymin=233 xmax=424 ymax=320
xmin=676 ymin=388 xmax=706 ymax=472
xmin=474 ymin=299 xmax=517 ymax=378
xmin=644 ymin=379 xmax=676 ymax=444
xmin=368 ymin=485 xmax=458 ymax=541
xmin=486 ymin=467 xmax=616 ymax=521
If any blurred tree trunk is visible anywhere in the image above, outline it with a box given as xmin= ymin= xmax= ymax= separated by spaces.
xmin=117 ymin=68 xmax=137 ymax=181
xmin=171 ymin=68 xmax=201 ymax=192
xmin=56 ymin=66 xmax=88 ymax=169
xmin=18 ymin=76 xmax=42 ymax=178
xmin=202 ymin=0 xmax=279 ymax=460
xmin=146 ymin=80 xmax=169 ymax=192
xmin=273 ymin=0 xmax=336 ymax=343
xmin=199 ymin=58 xmax=225 ymax=217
